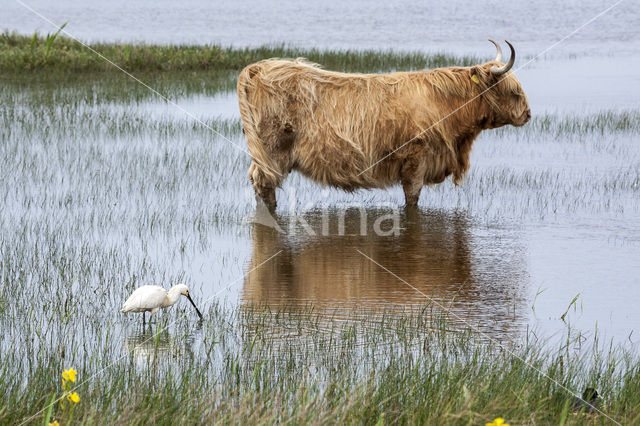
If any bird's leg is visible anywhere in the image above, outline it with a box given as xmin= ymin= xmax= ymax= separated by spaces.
xmin=142 ymin=311 xmax=146 ymax=328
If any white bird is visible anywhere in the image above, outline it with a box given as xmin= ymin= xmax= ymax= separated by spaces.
xmin=121 ymin=283 xmax=203 ymax=326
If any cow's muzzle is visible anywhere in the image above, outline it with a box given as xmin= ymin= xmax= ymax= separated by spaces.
xmin=517 ymin=109 xmax=532 ymax=126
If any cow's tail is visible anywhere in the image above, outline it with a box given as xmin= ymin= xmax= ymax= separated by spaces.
xmin=237 ymin=64 xmax=281 ymax=189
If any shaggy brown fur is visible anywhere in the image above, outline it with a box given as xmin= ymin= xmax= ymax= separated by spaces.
xmin=238 ymin=54 xmax=530 ymax=209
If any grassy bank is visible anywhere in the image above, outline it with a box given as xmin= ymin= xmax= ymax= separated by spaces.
xmin=0 ymin=32 xmax=481 ymax=74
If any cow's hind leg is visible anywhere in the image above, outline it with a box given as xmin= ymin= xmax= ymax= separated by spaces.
xmin=249 ymin=161 xmax=278 ymax=211
xmin=401 ymin=158 xmax=427 ymax=207
xmin=247 ymin=114 xmax=296 ymax=212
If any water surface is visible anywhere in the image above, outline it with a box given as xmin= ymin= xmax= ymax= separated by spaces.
xmin=2 ymin=1 xmax=640 ymax=373
xmin=5 ymin=0 xmax=639 ymax=57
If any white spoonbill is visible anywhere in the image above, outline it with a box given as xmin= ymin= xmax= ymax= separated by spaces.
xmin=121 ymin=283 xmax=203 ymax=326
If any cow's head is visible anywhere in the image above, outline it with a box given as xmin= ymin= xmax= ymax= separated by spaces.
xmin=470 ymin=40 xmax=531 ymax=128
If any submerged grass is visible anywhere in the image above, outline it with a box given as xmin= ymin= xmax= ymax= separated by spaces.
xmin=0 ymin=32 xmax=481 ymax=74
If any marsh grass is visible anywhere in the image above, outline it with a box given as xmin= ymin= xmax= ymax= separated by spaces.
xmin=496 ymin=110 xmax=640 ymax=139
xmin=1 ymin=301 xmax=639 ymax=424
xmin=0 ymin=32 xmax=481 ymax=74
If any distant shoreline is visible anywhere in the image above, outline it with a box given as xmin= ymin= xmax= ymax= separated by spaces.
xmin=0 ymin=31 xmax=481 ymax=74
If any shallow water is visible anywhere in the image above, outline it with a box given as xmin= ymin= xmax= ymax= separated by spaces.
xmin=1 ymin=67 xmax=638 ymax=356
xmin=2 ymin=2 xmax=640 ymax=375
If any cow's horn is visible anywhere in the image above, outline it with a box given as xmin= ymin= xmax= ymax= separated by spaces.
xmin=488 ymin=39 xmax=502 ymax=62
xmin=490 ymin=40 xmax=515 ymax=76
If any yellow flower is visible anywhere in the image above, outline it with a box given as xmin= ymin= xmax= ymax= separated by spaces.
xmin=62 ymin=368 xmax=78 ymax=383
xmin=67 ymin=392 xmax=80 ymax=403
xmin=48 ymin=421 xmax=59 ymax=426
xmin=486 ymin=419 xmax=509 ymax=426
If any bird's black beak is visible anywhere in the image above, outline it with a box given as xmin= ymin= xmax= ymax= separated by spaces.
xmin=186 ymin=294 xmax=204 ymax=320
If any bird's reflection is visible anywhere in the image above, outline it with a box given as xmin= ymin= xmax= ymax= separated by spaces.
xmin=242 ymin=207 xmax=529 ymax=339
xmin=125 ymin=329 xmax=171 ymax=362
xmin=124 ymin=327 xmax=197 ymax=363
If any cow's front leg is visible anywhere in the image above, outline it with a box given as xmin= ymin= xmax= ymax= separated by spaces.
xmin=249 ymin=161 xmax=278 ymax=212
xmin=255 ymin=187 xmax=276 ymax=211
xmin=401 ymin=159 xmax=426 ymax=207
xmin=402 ymin=180 xmax=422 ymax=207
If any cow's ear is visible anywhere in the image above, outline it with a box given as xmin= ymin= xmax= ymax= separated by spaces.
xmin=469 ymin=66 xmax=482 ymax=85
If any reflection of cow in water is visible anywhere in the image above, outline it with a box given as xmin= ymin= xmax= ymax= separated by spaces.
xmin=242 ymin=209 xmax=527 ymax=329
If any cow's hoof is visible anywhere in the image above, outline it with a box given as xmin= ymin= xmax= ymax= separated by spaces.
xmin=404 ymin=197 xmax=419 ymax=208
xmin=255 ymin=195 xmax=277 ymax=213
